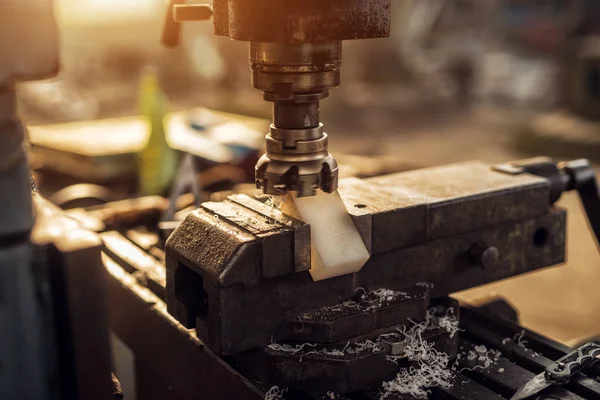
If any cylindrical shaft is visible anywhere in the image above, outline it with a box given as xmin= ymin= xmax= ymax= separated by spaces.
xmin=273 ymin=102 xmax=320 ymax=129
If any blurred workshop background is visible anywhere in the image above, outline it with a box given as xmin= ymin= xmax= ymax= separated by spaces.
xmin=22 ymin=0 xmax=600 ymax=347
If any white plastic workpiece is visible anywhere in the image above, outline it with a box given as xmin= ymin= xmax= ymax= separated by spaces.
xmin=282 ymin=190 xmax=370 ymax=281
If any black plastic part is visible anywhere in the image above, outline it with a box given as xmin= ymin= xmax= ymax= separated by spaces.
xmin=495 ymin=158 xmax=600 ymax=249
xmin=561 ymin=159 xmax=600 ymax=247
xmin=496 ymin=158 xmax=567 ymax=204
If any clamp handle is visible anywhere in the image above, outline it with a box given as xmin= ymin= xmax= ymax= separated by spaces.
xmin=560 ymin=159 xmax=600 ymax=247
xmin=162 ymin=1 xmax=213 ymax=47
xmin=494 ymin=158 xmax=600 ymax=249
xmin=546 ymin=342 xmax=600 ymax=383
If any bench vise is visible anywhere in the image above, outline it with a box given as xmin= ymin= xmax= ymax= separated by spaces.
xmin=164 ymin=159 xmax=584 ymax=393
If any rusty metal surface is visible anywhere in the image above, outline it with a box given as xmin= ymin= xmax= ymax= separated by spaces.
xmin=165 ymin=161 xmax=566 ymax=355
xmin=212 ymin=0 xmax=391 ymax=43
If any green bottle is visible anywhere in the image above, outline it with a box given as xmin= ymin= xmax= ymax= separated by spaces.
xmin=137 ymin=68 xmax=179 ymax=196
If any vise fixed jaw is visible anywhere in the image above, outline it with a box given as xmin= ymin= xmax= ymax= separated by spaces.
xmin=165 ymin=161 xmax=566 ymax=356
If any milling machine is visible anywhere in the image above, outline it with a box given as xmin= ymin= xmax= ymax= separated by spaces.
xmin=3 ymin=1 xmax=600 ymax=400
xmin=163 ymin=0 xmax=390 ymax=197
xmin=117 ymin=1 xmax=600 ymax=399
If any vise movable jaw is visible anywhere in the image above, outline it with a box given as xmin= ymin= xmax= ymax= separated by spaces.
xmin=165 ymin=161 xmax=566 ymax=356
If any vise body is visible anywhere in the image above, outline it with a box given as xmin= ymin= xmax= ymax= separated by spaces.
xmin=165 ymin=161 xmax=565 ymax=357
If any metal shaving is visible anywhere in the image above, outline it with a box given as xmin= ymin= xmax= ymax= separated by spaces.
xmin=416 ymin=282 xmax=434 ymax=289
xmin=381 ymin=309 xmax=455 ymax=398
xmin=265 ymin=195 xmax=284 ymax=217
xmin=454 ymin=345 xmax=502 ymax=373
xmin=502 ymin=330 xmax=540 ymax=357
xmin=308 ymin=287 xmax=409 ymax=317
xmin=264 ymin=386 xmax=286 ymax=400
xmin=267 ymin=338 xmax=380 ymax=363
xmin=513 ymin=330 xmax=529 ymax=348
xmin=381 ymin=307 xmax=498 ymax=398
xmin=300 ymin=340 xmax=381 ymax=361
xmin=433 ymin=308 xmax=460 ymax=338
xmin=266 ymin=342 xmax=317 ymax=354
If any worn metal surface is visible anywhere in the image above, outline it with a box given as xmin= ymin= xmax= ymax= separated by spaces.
xmin=67 ymin=196 xmax=168 ymax=233
xmin=104 ymin=242 xmax=599 ymax=399
xmin=212 ymin=0 xmax=391 ymax=43
xmin=31 ymin=196 xmax=113 ymax=400
xmin=339 ymin=161 xmax=550 ymax=254
xmin=102 ymin=231 xmax=167 ymax=299
xmin=233 ymin=299 xmax=459 ymax=393
xmin=458 ymin=307 xmax=600 ymax=400
xmin=363 ymin=161 xmax=550 ymax=248
xmin=236 ymin=339 xmax=397 ymax=394
xmin=278 ymin=285 xmax=428 ymax=343
xmin=165 ymin=161 xmax=565 ymax=355
xmin=104 ymin=256 xmax=263 ymax=400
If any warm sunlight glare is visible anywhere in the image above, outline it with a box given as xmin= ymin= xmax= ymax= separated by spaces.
xmin=58 ymin=0 xmax=161 ymax=22
xmin=77 ymin=0 xmax=155 ymax=12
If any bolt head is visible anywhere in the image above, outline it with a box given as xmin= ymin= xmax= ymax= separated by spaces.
xmin=468 ymin=243 xmax=500 ymax=269
xmin=481 ymin=246 xmax=500 ymax=269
